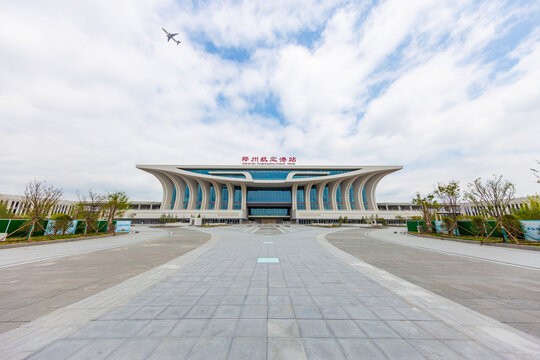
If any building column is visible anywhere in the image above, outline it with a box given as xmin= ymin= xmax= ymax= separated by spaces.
xmin=317 ymin=181 xmax=328 ymax=211
xmin=210 ymin=181 xmax=221 ymax=211
xmin=364 ymin=171 xmax=391 ymax=211
xmin=147 ymin=170 xmax=174 ymax=211
xmin=169 ymin=174 xmax=186 ymax=210
xmin=304 ymin=183 xmax=313 ymax=211
xmin=178 ymin=174 xmax=198 ymax=210
xmin=291 ymin=184 xmax=298 ymax=211
xmin=241 ymin=183 xmax=247 ymax=211
xmin=342 ymin=177 xmax=357 ymax=211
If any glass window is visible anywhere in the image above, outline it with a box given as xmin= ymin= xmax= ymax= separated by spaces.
xmin=323 ymin=185 xmax=330 ymax=210
xmin=183 ymin=186 xmax=189 ymax=209
xmin=221 ymin=185 xmax=228 ymax=209
xmin=208 ymin=185 xmax=215 ymax=209
xmin=170 ymin=185 xmax=176 ymax=209
xmin=246 ymin=188 xmax=291 ymax=203
xmin=196 ymin=184 xmax=202 ymax=210
xmin=297 ymin=186 xmax=305 ymax=210
xmin=233 ymin=186 xmax=242 ymax=210
xmin=310 ymin=187 xmax=318 ymax=210
xmin=249 ymin=208 xmax=289 ymax=216
xmin=349 ymin=186 xmax=355 ymax=210
xmin=362 ymin=186 xmax=368 ymax=210
xmin=336 ymin=184 xmax=342 ymax=210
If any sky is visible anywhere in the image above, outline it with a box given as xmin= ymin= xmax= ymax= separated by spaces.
xmin=0 ymin=0 xmax=539 ymax=202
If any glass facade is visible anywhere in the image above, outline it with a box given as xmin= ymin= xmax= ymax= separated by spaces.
xmin=349 ymin=186 xmax=355 ymax=210
xmin=183 ymin=186 xmax=189 ymax=209
xmin=233 ymin=186 xmax=242 ymax=210
xmin=249 ymin=208 xmax=289 ymax=216
xmin=196 ymin=184 xmax=203 ymax=210
xmin=362 ymin=187 xmax=368 ymax=210
xmin=323 ymin=185 xmax=330 ymax=210
xmin=183 ymin=169 xmax=357 ymax=180
xmin=296 ymin=186 xmax=305 ymax=210
xmin=170 ymin=185 xmax=176 ymax=209
xmin=208 ymin=185 xmax=215 ymax=209
xmin=336 ymin=184 xmax=343 ymax=210
xmin=185 ymin=169 xmax=246 ymax=179
xmin=247 ymin=188 xmax=291 ymax=203
xmin=310 ymin=187 xmax=318 ymax=210
xmin=221 ymin=185 xmax=228 ymax=209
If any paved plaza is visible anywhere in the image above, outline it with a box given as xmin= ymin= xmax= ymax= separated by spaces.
xmin=0 ymin=225 xmax=539 ymax=359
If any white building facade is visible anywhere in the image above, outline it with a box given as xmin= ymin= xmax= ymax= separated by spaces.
xmin=134 ymin=165 xmax=421 ymax=223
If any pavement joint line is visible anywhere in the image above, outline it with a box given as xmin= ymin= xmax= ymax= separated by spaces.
xmin=318 ymin=232 xmax=540 ymax=357
xmin=366 ymin=230 xmax=540 ymax=272
xmin=0 ymin=230 xmax=221 ymax=360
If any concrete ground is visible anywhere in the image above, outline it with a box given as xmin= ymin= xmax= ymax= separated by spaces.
xmin=0 ymin=226 xmax=210 ymax=334
xmin=0 ymin=225 xmax=539 ymax=359
xmin=326 ymin=228 xmax=540 ymax=338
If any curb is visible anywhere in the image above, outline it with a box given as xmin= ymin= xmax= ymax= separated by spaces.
xmin=0 ymin=232 xmax=129 ymax=250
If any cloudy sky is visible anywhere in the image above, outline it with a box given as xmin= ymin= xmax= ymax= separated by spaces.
xmin=1 ymin=0 xmax=539 ymax=202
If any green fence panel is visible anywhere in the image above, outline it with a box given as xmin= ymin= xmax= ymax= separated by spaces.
xmin=96 ymin=220 xmax=109 ymax=233
xmin=456 ymin=221 xmax=476 ymax=236
xmin=6 ymin=220 xmax=30 ymax=237
xmin=74 ymin=221 xmax=86 ymax=234
xmin=485 ymin=220 xmax=503 ymax=238
xmin=406 ymin=221 xmax=427 ymax=232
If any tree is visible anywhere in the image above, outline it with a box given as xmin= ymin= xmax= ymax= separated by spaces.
xmin=464 ymin=175 xmax=517 ymax=242
xmin=532 ymin=160 xmax=540 ymax=183
xmin=20 ymin=180 xmax=63 ymax=240
xmin=412 ymin=193 xmax=438 ymax=233
xmin=471 ymin=215 xmax=487 ymax=238
xmin=0 ymin=203 xmax=14 ymax=219
xmin=434 ymin=180 xmax=460 ymax=235
xmin=102 ymin=191 xmax=130 ymax=235
xmin=73 ymin=190 xmax=104 ymax=236
xmin=513 ymin=195 xmax=540 ymax=220
xmin=51 ymin=213 xmax=73 ymax=235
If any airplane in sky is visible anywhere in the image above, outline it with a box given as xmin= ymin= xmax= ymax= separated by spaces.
xmin=162 ymin=28 xmax=181 ymax=45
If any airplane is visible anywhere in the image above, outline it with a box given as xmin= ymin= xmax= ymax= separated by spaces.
xmin=162 ymin=28 xmax=181 ymax=45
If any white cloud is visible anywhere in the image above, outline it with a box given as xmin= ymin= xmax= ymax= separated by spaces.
xmin=0 ymin=0 xmax=539 ymax=203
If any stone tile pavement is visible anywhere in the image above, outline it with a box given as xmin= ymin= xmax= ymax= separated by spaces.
xmin=5 ymin=225 xmax=540 ymax=359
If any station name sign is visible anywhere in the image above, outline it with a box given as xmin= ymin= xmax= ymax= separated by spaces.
xmin=242 ymin=156 xmax=296 ymax=165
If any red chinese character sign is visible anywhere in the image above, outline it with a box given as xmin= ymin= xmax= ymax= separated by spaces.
xmin=242 ymin=156 xmax=297 ymax=165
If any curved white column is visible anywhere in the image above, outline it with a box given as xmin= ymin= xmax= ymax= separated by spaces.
xmin=342 ymin=176 xmax=358 ymax=211
xmin=304 ymin=183 xmax=313 ymax=211
xmin=178 ymin=174 xmax=198 ymax=210
xmin=168 ymin=174 xmax=186 ymax=210
xmin=210 ymin=181 xmax=221 ymax=211
xmin=226 ymin=183 xmax=234 ymax=210
xmin=316 ymin=181 xmax=329 ymax=210
xmin=364 ymin=170 xmax=392 ymax=211
xmin=145 ymin=170 xmax=174 ymax=211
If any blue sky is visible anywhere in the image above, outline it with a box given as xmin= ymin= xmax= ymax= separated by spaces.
xmin=0 ymin=0 xmax=539 ymax=202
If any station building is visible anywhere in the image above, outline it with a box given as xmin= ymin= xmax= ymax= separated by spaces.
xmin=133 ymin=165 xmax=422 ymax=223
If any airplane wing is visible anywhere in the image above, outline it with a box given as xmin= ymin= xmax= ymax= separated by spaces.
xmin=170 ymin=33 xmax=179 ymax=37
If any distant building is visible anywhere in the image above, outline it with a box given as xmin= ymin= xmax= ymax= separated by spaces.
xmin=0 ymin=193 xmax=76 ymax=216
xmin=460 ymin=197 xmax=531 ymax=217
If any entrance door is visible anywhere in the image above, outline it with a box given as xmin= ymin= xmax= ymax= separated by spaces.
xmin=261 ymin=218 xmax=278 ymax=224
